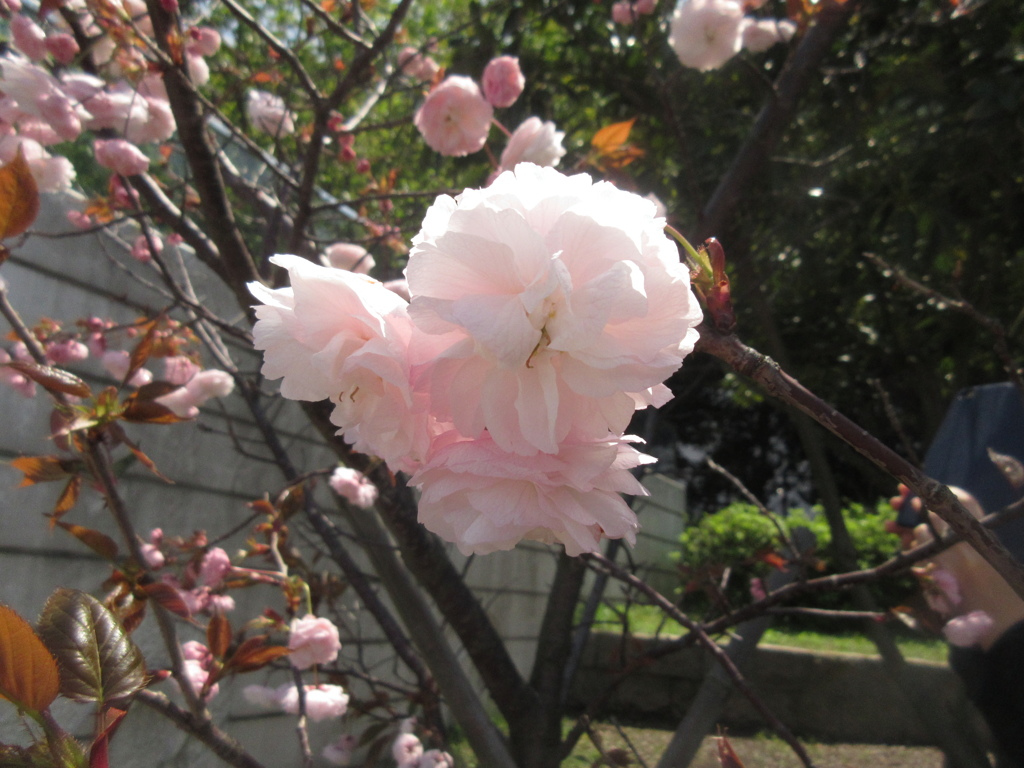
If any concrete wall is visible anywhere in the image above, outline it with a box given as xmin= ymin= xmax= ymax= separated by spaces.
xmin=571 ymin=632 xmax=989 ymax=747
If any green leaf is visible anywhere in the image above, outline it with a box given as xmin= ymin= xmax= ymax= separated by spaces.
xmin=36 ymin=591 xmax=145 ymax=705
xmin=0 ymin=604 xmax=60 ymax=716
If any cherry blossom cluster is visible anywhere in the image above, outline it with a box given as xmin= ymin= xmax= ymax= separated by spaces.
xmin=243 ymin=615 xmax=347 ymax=721
xmin=251 ymin=163 xmax=703 ymax=556
xmin=389 ymin=719 xmax=454 ymax=768
xmin=412 ymin=55 xmax=566 ymax=179
xmin=0 ymin=0 xmax=221 ymax=193
xmin=0 ymin=312 xmax=235 ymax=416
xmin=611 ymin=0 xmax=658 ymax=25
xmin=668 ymin=0 xmax=796 ymax=72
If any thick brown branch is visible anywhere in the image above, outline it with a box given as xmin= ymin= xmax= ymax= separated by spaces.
xmin=697 ymin=0 xmax=856 ymax=242
xmin=696 ymin=322 xmax=1024 ymax=600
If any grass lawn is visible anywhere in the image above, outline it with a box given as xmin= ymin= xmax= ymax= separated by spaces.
xmin=563 ymin=726 xmax=945 ymax=768
xmin=591 ymin=604 xmax=948 ymax=663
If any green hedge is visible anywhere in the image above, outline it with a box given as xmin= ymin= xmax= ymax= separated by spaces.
xmin=675 ymin=501 xmax=917 ymax=629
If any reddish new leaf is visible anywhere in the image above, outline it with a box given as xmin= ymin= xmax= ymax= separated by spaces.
xmin=0 ymin=604 xmax=60 ymax=715
xmin=10 ymin=455 xmax=78 ymax=487
xmin=52 ymin=475 xmax=83 ymax=521
xmin=54 ymin=522 xmax=119 ymax=561
xmin=224 ymin=636 xmax=291 ymax=673
xmin=4 ymin=360 xmax=91 ymax=399
xmin=0 ymin=148 xmax=40 ymax=240
xmin=591 ymin=118 xmax=636 ymax=155
xmin=716 ymin=733 xmax=746 ymax=768
xmin=123 ymin=320 xmax=161 ymax=391
xmin=138 ymin=582 xmax=191 ymax=618
xmin=206 ymin=613 xmax=231 ymax=661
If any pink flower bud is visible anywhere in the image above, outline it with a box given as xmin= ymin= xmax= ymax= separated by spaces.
xmin=199 ymin=547 xmax=232 ymax=586
xmin=397 ymin=46 xmax=440 ymax=82
xmin=67 ymin=210 xmax=93 ymax=230
xmin=392 ymin=733 xmax=423 ymax=768
xmin=185 ymin=369 xmax=234 ymax=400
xmin=45 ymin=33 xmax=80 ymax=65
xmin=943 ymin=610 xmax=995 ymax=648
xmin=288 ymin=614 xmax=341 ymax=669
xmin=140 ymin=542 xmax=165 ymax=569
xmin=163 ymin=355 xmax=199 ymax=386
xmin=0 ymin=348 xmax=36 ymax=398
xmin=11 ymin=14 xmax=48 ymax=61
xmin=413 ymin=76 xmax=493 ymax=156
xmin=188 ymin=27 xmax=221 ymax=57
xmin=45 ymin=339 xmax=89 ymax=364
xmin=131 ymin=233 xmax=163 ymax=263
xmin=95 ymin=138 xmax=150 ymax=176
xmin=481 ymin=56 xmax=525 ymax=108
xmin=635 ymin=0 xmax=657 ymax=12
xmin=611 ymin=1 xmax=637 ymax=24
xmin=329 ymin=466 xmax=379 ymax=509
xmin=355 ymin=157 xmax=371 ymax=175
xmin=321 ymin=243 xmax=374 ymax=274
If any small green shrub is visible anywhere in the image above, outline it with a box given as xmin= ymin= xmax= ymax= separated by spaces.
xmin=675 ymin=501 xmax=916 ymax=628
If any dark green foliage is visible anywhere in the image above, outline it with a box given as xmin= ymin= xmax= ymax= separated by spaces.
xmin=677 ymin=501 xmax=917 ymax=627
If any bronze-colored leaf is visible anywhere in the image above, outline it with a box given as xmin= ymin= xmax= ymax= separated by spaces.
xmin=123 ymin=320 xmax=161 ymax=391
xmin=51 ymin=476 xmax=82 ymax=523
xmin=0 ymin=148 xmax=40 ymax=240
xmin=223 ymin=636 xmax=291 ymax=673
xmin=3 ymin=361 xmax=91 ymax=399
xmin=138 ymin=582 xmax=190 ymax=618
xmin=591 ymin=118 xmax=636 ymax=155
xmin=9 ymin=456 xmax=78 ymax=487
xmin=0 ymin=604 xmax=60 ymax=715
xmin=120 ymin=398 xmax=186 ymax=424
xmin=715 ymin=732 xmax=746 ymax=768
xmin=37 ymin=590 xmax=146 ymax=705
xmin=206 ymin=613 xmax=231 ymax=661
xmin=53 ymin=523 xmax=119 ymax=562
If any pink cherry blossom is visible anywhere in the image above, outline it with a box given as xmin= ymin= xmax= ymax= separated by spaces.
xmin=498 ymin=117 xmax=566 ymax=174
xmin=278 ymin=683 xmax=349 ymax=721
xmin=163 ymin=355 xmax=200 ymax=386
xmin=393 ymin=733 xmax=423 ymax=767
xmin=155 ymin=369 xmax=235 ymax=418
xmin=636 ymin=0 xmax=658 ymax=12
xmin=943 ymin=610 xmax=995 ymax=648
xmin=398 ymin=46 xmax=440 ymax=82
xmin=323 ymin=735 xmax=357 ymax=766
xmin=0 ymin=54 xmax=89 ymax=141
xmin=321 ymin=242 xmax=375 ymax=274
xmin=44 ymin=34 xmax=80 ymax=65
xmin=250 ymin=254 xmax=443 ymax=472
xmin=178 ymin=645 xmax=219 ymax=701
xmin=188 ymin=27 xmax=222 ymax=57
xmin=131 ymin=233 xmax=163 ymax=263
xmin=10 ymin=14 xmax=48 ymax=61
xmin=0 ymin=135 xmax=75 ymax=192
xmin=481 ymin=56 xmax=524 ymax=109
xmin=413 ymin=75 xmax=493 ymax=157
xmin=329 ymin=466 xmax=379 ymax=509
xmin=44 ymin=339 xmax=88 ymax=364
xmin=103 ymin=350 xmax=154 ymax=386
xmin=668 ymin=0 xmax=746 ymax=72
xmin=94 ymin=138 xmax=150 ymax=176
xmin=611 ymin=1 xmax=637 ymax=24
xmin=741 ymin=18 xmax=794 ymax=53
xmin=288 ymin=614 xmax=342 ymax=669
xmin=383 ymin=279 xmax=411 ymax=302
xmin=420 ymin=751 xmax=455 ymax=768
xmin=140 ymin=541 xmax=165 ymax=569
xmin=406 ymin=163 xmax=703 ymax=456
xmin=411 ymin=433 xmax=653 ymax=556
xmin=0 ymin=348 xmax=36 ymax=397
xmin=199 ymin=547 xmax=232 ymax=587
xmin=247 ymin=89 xmax=294 ymax=135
